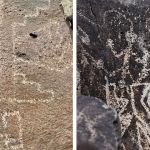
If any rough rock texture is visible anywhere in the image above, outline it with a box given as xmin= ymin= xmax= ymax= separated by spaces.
xmin=77 ymin=96 xmax=120 ymax=150
xmin=61 ymin=0 xmax=73 ymax=35
xmin=0 ymin=0 xmax=72 ymax=149
xmin=77 ymin=0 xmax=150 ymax=149
xmin=61 ymin=0 xmax=72 ymax=18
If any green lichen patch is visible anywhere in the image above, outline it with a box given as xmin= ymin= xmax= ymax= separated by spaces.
xmin=61 ymin=0 xmax=72 ymax=18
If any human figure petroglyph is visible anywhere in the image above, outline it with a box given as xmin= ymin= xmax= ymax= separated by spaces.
xmin=77 ymin=0 xmax=150 ymax=149
xmin=105 ymin=78 xmax=150 ymax=149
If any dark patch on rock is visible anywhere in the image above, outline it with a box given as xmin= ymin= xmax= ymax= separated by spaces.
xmin=15 ymin=51 xmax=30 ymax=60
xmin=66 ymin=15 xmax=73 ymax=30
xmin=77 ymin=142 xmax=97 ymax=150
xmin=29 ymin=33 xmax=38 ymax=38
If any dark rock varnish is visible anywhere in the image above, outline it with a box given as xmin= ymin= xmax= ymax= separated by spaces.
xmin=77 ymin=0 xmax=150 ymax=149
xmin=77 ymin=96 xmax=120 ymax=150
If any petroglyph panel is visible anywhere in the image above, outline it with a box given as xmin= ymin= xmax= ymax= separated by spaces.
xmin=77 ymin=0 xmax=150 ymax=149
xmin=0 ymin=101 xmax=72 ymax=150
xmin=1 ymin=111 xmax=23 ymax=149
xmin=0 ymin=0 xmax=72 ymax=149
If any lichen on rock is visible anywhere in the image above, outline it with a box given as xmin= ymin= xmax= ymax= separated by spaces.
xmin=61 ymin=0 xmax=72 ymax=18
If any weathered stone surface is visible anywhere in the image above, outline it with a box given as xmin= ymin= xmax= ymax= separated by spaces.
xmin=77 ymin=96 xmax=120 ymax=150
xmin=77 ymin=0 xmax=150 ymax=149
xmin=61 ymin=0 xmax=72 ymax=18
xmin=0 ymin=0 xmax=72 ymax=149
xmin=61 ymin=0 xmax=73 ymax=34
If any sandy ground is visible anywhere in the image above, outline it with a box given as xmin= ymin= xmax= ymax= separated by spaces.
xmin=0 ymin=0 xmax=72 ymax=149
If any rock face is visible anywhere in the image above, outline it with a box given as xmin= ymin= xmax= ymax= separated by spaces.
xmin=61 ymin=0 xmax=73 ymax=34
xmin=77 ymin=96 xmax=120 ymax=150
xmin=61 ymin=0 xmax=72 ymax=18
xmin=77 ymin=0 xmax=150 ymax=149
xmin=0 ymin=0 xmax=72 ymax=149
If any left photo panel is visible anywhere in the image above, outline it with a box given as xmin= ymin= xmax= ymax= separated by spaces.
xmin=0 ymin=0 xmax=72 ymax=149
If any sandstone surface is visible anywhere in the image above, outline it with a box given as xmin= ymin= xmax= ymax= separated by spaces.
xmin=0 ymin=0 xmax=72 ymax=149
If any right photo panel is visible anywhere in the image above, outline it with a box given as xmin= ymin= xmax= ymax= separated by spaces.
xmin=77 ymin=0 xmax=150 ymax=149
